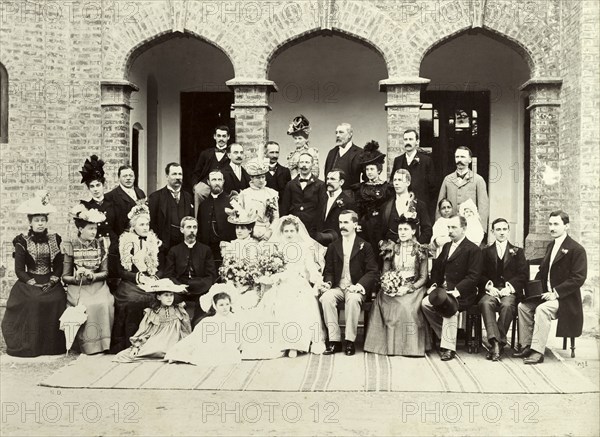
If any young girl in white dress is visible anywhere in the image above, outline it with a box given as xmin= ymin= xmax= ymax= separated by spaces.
xmin=113 ymin=287 xmax=191 ymax=363
xmin=165 ymin=292 xmax=242 ymax=366
xmin=459 ymin=198 xmax=485 ymax=246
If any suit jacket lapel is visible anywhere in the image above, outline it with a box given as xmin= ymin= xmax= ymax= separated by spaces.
xmin=551 ymin=236 xmax=570 ymax=266
xmin=349 ymin=238 xmax=362 ymax=261
xmin=503 ymin=242 xmax=511 ymax=268
xmin=446 ymin=239 xmax=465 ymax=263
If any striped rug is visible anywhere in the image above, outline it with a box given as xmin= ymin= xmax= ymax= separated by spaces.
xmin=41 ymin=349 xmax=597 ymax=393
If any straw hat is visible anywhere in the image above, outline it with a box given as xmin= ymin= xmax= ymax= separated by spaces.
xmin=16 ymin=190 xmax=57 ymax=215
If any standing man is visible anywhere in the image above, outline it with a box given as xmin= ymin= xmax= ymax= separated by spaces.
xmin=105 ymin=164 xmax=146 ymax=237
xmin=221 ymin=143 xmax=250 ymax=195
xmin=164 ymin=216 xmax=217 ymax=326
xmin=421 ymin=214 xmax=482 ymax=361
xmin=319 ymin=210 xmax=379 ymax=356
xmin=315 ymin=169 xmax=356 ymax=246
xmin=324 ymin=123 xmax=363 ymax=187
xmin=148 ymin=162 xmax=194 ymax=267
xmin=515 ymin=210 xmax=587 ymax=364
xmin=389 ymin=129 xmax=437 ymax=218
xmin=191 ymin=126 xmax=231 ymax=207
xmin=437 ymin=146 xmax=489 ymax=228
xmin=197 ymin=169 xmax=236 ymax=266
xmin=280 ymin=152 xmax=326 ymax=238
xmin=264 ymin=141 xmax=291 ymax=205
xmin=478 ymin=218 xmax=528 ymax=361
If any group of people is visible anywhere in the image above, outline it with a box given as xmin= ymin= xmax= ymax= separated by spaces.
xmin=1 ymin=116 xmax=587 ymax=368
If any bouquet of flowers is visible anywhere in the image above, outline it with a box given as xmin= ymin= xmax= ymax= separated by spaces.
xmin=219 ymin=256 xmax=255 ymax=290
xmin=380 ymin=270 xmax=412 ymax=297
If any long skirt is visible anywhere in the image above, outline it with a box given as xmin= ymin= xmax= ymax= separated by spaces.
xmin=1 ymin=274 xmax=66 ymax=357
xmin=110 ymin=280 xmax=155 ymax=353
xmin=67 ymin=281 xmax=114 ymax=354
xmin=364 ymin=287 xmax=430 ymax=357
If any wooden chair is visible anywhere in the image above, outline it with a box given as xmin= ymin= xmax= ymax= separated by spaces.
xmin=562 ymin=337 xmax=576 ymax=358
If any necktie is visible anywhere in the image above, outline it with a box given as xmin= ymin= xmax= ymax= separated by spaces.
xmin=299 ymin=178 xmax=309 ymax=183
xmin=456 ymin=172 xmax=467 ymax=179
xmin=138 ymin=235 xmax=147 ymax=249
xmin=173 ymin=191 xmax=180 ymax=204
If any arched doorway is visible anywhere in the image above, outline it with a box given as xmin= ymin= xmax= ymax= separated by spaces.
xmin=420 ymin=29 xmax=530 ymax=243
xmin=127 ymin=34 xmax=235 ymax=193
xmin=268 ymin=33 xmax=388 ymax=178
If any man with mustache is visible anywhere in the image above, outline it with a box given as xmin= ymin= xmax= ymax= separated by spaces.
xmin=281 ymin=152 xmax=326 ymax=238
xmin=264 ymin=141 xmax=291 ymax=206
xmin=315 ymin=169 xmax=356 ymax=246
xmin=437 ymin=146 xmax=489 ymax=229
xmin=222 ymin=143 xmax=250 ymax=195
xmin=105 ymin=165 xmax=146 ymax=237
xmin=197 ymin=169 xmax=236 ymax=266
xmin=324 ymin=123 xmax=363 ymax=187
xmin=148 ymin=162 xmax=194 ymax=268
xmin=319 ymin=210 xmax=379 ymax=356
xmin=191 ymin=126 xmax=231 ymax=208
xmin=164 ymin=216 xmax=217 ymax=326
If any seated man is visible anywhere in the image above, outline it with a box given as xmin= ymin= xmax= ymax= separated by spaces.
xmin=164 ymin=216 xmax=217 ymax=326
xmin=421 ymin=214 xmax=482 ymax=361
xmin=478 ymin=218 xmax=528 ymax=361
xmin=514 ymin=210 xmax=587 ymax=364
xmin=319 ymin=210 xmax=379 ymax=356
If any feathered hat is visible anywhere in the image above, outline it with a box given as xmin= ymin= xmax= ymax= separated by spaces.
xmin=225 ymin=196 xmax=257 ymax=225
xmin=287 ymin=115 xmax=310 ymax=137
xmin=16 ymin=190 xmax=57 ymax=215
xmin=127 ymin=202 xmax=150 ymax=221
xmin=69 ymin=203 xmax=107 ymax=225
xmin=245 ymin=143 xmax=270 ymax=176
xmin=359 ymin=140 xmax=385 ymax=167
xmin=79 ymin=155 xmax=105 ymax=185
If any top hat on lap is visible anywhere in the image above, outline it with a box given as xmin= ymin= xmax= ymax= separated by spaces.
xmin=429 ymin=287 xmax=459 ymax=318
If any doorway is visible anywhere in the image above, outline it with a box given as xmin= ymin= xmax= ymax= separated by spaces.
xmin=180 ymin=92 xmax=235 ymax=193
xmin=420 ymin=91 xmax=491 ymax=186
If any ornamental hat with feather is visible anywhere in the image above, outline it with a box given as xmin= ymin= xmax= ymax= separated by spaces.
xmin=359 ymin=140 xmax=386 ymax=167
xmin=16 ymin=190 xmax=57 ymax=215
xmin=287 ymin=114 xmax=311 ymax=137
xmin=79 ymin=154 xmax=105 ymax=185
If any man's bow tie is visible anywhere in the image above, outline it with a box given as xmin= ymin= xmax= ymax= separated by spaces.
xmin=269 ymin=164 xmax=277 ymax=170
xmin=299 ymin=178 xmax=310 ymax=183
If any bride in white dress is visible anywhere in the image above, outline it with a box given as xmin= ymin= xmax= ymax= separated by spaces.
xmin=263 ymin=215 xmax=327 ymax=357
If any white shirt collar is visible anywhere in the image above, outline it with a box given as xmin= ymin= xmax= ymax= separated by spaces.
xmin=452 ymin=236 xmax=466 ymax=247
xmin=338 ymin=141 xmax=353 ymax=157
xmin=342 ymin=235 xmax=355 ymax=249
xmin=328 ymin=188 xmax=342 ymax=199
xmin=406 ymin=150 xmax=417 ymax=161
xmin=553 ymin=233 xmax=568 ymax=249
xmin=184 ymin=240 xmax=196 ymax=249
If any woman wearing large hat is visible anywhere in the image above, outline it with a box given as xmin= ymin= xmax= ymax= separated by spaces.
xmin=286 ymin=115 xmax=320 ymax=179
xmin=236 ymin=155 xmax=279 ymax=241
xmin=110 ymin=203 xmax=162 ymax=353
xmin=352 ymin=141 xmax=394 ymax=263
xmin=61 ymin=204 xmax=114 ymax=354
xmin=1 ymin=191 xmax=67 ymax=356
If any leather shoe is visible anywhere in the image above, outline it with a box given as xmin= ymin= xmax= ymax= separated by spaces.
xmin=323 ymin=342 xmax=342 ymax=355
xmin=524 ymin=351 xmax=544 ymax=364
xmin=513 ymin=345 xmax=532 ymax=358
xmin=440 ymin=349 xmax=456 ymax=361
xmin=345 ymin=341 xmax=355 ymax=356
xmin=491 ymin=342 xmax=502 ymax=361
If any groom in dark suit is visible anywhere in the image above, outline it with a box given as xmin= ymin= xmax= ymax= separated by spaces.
xmin=264 ymin=141 xmax=291 ymax=206
xmin=478 ymin=218 xmax=528 ymax=360
xmin=315 ymin=169 xmax=355 ymax=246
xmin=515 ymin=210 xmax=587 ymax=364
xmin=148 ymin=163 xmax=194 ymax=268
xmin=422 ymin=214 xmax=482 ymax=361
xmin=319 ymin=210 xmax=379 ymax=356
xmin=105 ymin=165 xmax=146 ymax=237
xmin=221 ymin=143 xmax=250 ymax=194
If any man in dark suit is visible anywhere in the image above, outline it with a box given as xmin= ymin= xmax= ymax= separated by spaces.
xmin=515 ymin=210 xmax=587 ymax=364
xmin=324 ymin=123 xmax=363 ymax=187
xmin=389 ymin=129 xmax=437 ymax=218
xmin=191 ymin=125 xmax=231 ymax=207
xmin=148 ymin=162 xmax=194 ymax=268
xmin=421 ymin=214 xmax=482 ymax=361
xmin=197 ymin=169 xmax=236 ymax=266
xmin=221 ymin=143 xmax=250 ymax=194
xmin=478 ymin=218 xmax=528 ymax=361
xmin=319 ymin=210 xmax=379 ymax=356
xmin=164 ymin=216 xmax=217 ymax=326
xmin=105 ymin=164 xmax=146 ymax=237
xmin=315 ymin=169 xmax=356 ymax=246
xmin=264 ymin=141 xmax=291 ymax=206
xmin=280 ymin=152 xmax=325 ymax=238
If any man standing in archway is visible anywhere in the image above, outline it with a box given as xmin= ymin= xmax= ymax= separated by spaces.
xmin=324 ymin=123 xmax=363 ymax=187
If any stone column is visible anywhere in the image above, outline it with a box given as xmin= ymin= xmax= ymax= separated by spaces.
xmin=100 ymin=80 xmax=139 ymax=187
xmin=521 ymin=78 xmax=562 ymax=259
xmin=226 ymin=79 xmax=278 ymax=160
xmin=379 ymin=77 xmax=430 ymax=175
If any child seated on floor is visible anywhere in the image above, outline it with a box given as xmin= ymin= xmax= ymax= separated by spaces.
xmin=165 ymin=292 xmax=242 ymax=366
xmin=113 ymin=288 xmax=191 ymax=363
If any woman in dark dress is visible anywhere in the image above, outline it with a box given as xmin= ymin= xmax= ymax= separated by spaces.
xmin=352 ymin=141 xmax=394 ymax=262
xmin=379 ymin=169 xmax=432 ymax=245
xmin=1 ymin=191 xmax=66 ymax=357
xmin=110 ymin=204 xmax=162 ymax=353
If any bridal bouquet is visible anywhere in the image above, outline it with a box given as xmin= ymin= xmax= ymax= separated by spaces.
xmin=219 ymin=256 xmax=255 ymax=290
xmin=380 ymin=271 xmax=412 ymax=297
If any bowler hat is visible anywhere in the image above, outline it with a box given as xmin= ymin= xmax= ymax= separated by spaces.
xmin=428 ymin=287 xmax=459 ymax=318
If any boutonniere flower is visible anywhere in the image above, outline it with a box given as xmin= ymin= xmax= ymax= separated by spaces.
xmin=359 ymin=242 xmax=364 ymax=250
xmin=414 ymin=157 xmax=420 ymax=164
xmin=509 ymin=247 xmax=518 ymax=256
xmin=561 ymin=248 xmax=569 ymax=255
xmin=336 ymin=199 xmax=344 ymax=208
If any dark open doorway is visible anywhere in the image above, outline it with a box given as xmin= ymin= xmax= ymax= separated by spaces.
xmin=180 ymin=92 xmax=235 ymax=193
xmin=420 ymin=91 xmax=491 ymax=186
